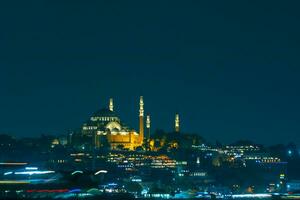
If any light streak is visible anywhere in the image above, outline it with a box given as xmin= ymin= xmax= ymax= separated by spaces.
xmin=15 ymin=170 xmax=55 ymax=175
xmin=69 ymin=189 xmax=81 ymax=193
xmin=4 ymin=171 xmax=13 ymax=176
xmin=25 ymin=167 xmax=38 ymax=170
xmin=0 ymin=162 xmax=27 ymax=165
xmin=0 ymin=180 xmax=29 ymax=184
xmin=71 ymin=171 xmax=83 ymax=175
xmin=94 ymin=170 xmax=108 ymax=175
xmin=232 ymin=194 xmax=272 ymax=198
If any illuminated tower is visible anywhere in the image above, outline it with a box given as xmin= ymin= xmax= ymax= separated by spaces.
xmin=197 ymin=157 xmax=200 ymax=165
xmin=109 ymin=98 xmax=114 ymax=111
xmin=146 ymin=114 xmax=151 ymax=140
xmin=139 ymin=96 xmax=144 ymax=142
xmin=175 ymin=113 xmax=180 ymax=133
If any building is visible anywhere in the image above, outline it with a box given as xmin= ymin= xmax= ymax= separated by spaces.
xmin=78 ymin=97 xmax=144 ymax=150
xmin=175 ymin=113 xmax=180 ymax=133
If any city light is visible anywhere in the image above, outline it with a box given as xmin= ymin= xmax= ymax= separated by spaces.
xmin=94 ymin=170 xmax=108 ymax=175
xmin=71 ymin=171 xmax=83 ymax=175
xmin=14 ymin=170 xmax=55 ymax=175
xmin=232 ymin=194 xmax=272 ymax=198
xmin=3 ymin=171 xmax=13 ymax=176
xmin=0 ymin=180 xmax=29 ymax=184
xmin=25 ymin=167 xmax=38 ymax=170
xmin=0 ymin=162 xmax=27 ymax=165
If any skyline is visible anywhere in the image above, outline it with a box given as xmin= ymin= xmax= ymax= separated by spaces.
xmin=1 ymin=1 xmax=300 ymax=145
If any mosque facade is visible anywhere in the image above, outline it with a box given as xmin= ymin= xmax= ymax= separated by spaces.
xmin=71 ymin=96 xmax=181 ymax=151
xmin=80 ymin=97 xmax=145 ymax=150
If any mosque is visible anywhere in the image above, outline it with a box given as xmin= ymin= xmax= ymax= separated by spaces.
xmin=75 ymin=96 xmax=180 ymax=151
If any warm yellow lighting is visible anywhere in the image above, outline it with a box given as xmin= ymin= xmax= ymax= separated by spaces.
xmin=175 ymin=113 xmax=180 ymax=132
xmin=0 ymin=180 xmax=29 ymax=184
xmin=0 ymin=162 xmax=28 ymax=165
xmin=139 ymin=96 xmax=144 ymax=117
xmin=109 ymin=98 xmax=114 ymax=111
xmin=146 ymin=115 xmax=150 ymax=129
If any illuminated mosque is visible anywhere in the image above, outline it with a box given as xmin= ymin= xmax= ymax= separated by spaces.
xmin=77 ymin=96 xmax=180 ymax=151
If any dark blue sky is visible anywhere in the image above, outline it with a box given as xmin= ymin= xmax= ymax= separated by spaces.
xmin=0 ymin=1 xmax=300 ymax=145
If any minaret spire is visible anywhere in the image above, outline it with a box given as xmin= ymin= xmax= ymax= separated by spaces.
xmin=139 ymin=96 xmax=144 ymax=142
xmin=146 ymin=114 xmax=151 ymax=140
xmin=139 ymin=96 xmax=144 ymax=117
xmin=175 ymin=113 xmax=180 ymax=133
xmin=109 ymin=98 xmax=114 ymax=111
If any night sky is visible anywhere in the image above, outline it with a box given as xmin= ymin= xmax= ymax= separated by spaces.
xmin=1 ymin=1 xmax=300 ymax=145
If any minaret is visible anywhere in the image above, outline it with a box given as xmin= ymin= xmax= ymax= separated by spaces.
xmin=175 ymin=113 xmax=180 ymax=133
xmin=139 ymin=96 xmax=144 ymax=142
xmin=109 ymin=98 xmax=114 ymax=111
xmin=146 ymin=114 xmax=151 ymax=140
xmin=197 ymin=157 xmax=200 ymax=165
